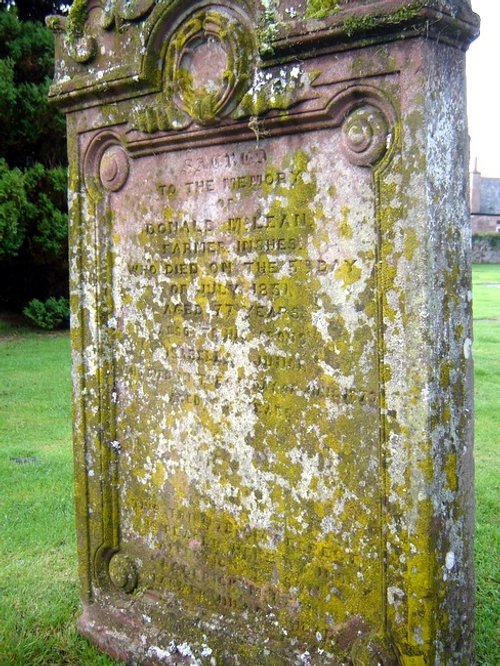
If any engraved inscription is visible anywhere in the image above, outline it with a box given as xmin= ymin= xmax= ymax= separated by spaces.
xmin=107 ymin=131 xmax=384 ymax=636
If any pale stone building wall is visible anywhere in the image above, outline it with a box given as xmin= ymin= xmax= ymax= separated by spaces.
xmin=470 ymin=166 xmax=500 ymax=233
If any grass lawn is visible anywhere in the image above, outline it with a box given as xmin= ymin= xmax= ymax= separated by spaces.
xmin=0 ymin=325 xmax=118 ymax=666
xmin=471 ymin=264 xmax=500 ymax=665
xmin=0 ymin=265 xmax=498 ymax=664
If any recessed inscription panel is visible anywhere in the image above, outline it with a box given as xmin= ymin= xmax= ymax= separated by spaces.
xmin=109 ymin=129 xmax=382 ymax=637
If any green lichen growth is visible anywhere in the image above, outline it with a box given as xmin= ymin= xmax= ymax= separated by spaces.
xmin=67 ymin=0 xmax=88 ymax=40
xmin=305 ymin=0 xmax=340 ymax=20
xmin=343 ymin=4 xmax=421 ymax=37
xmin=258 ymin=2 xmax=280 ymax=55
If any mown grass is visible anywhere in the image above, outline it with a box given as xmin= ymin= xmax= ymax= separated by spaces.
xmin=0 ymin=328 xmax=118 ymax=665
xmin=472 ymin=264 xmax=500 ymax=665
xmin=0 ymin=266 xmax=498 ymax=664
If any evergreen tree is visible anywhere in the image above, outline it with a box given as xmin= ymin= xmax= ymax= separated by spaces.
xmin=0 ymin=1 xmax=68 ymax=23
xmin=0 ymin=7 xmax=69 ymax=324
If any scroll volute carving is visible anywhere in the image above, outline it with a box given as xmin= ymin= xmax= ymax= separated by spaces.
xmin=100 ymin=0 xmax=158 ymax=28
xmin=342 ymin=105 xmax=390 ymax=167
xmin=84 ymin=132 xmax=130 ymax=201
xmin=327 ymin=85 xmax=398 ymax=168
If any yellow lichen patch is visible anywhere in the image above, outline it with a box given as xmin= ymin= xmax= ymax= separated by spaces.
xmin=403 ymin=227 xmax=418 ymax=261
xmin=337 ymin=204 xmax=353 ymax=238
xmin=335 ymin=259 xmax=362 ymax=286
xmin=418 ymin=454 xmax=434 ymax=484
xmin=444 ymin=452 xmax=458 ymax=492
xmin=151 ymin=463 xmax=166 ymax=488
xmin=404 ymin=497 xmax=439 ymax=654
xmin=439 ymin=361 xmax=452 ymax=387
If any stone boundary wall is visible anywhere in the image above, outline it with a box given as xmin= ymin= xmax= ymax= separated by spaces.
xmin=471 ymin=214 xmax=500 ymax=234
xmin=472 ymin=234 xmax=500 ymax=263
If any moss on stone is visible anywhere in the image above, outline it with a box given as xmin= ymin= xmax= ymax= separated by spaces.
xmin=67 ymin=0 xmax=88 ymax=40
xmin=258 ymin=2 xmax=280 ymax=55
xmin=343 ymin=5 xmax=421 ymax=37
xmin=304 ymin=0 xmax=340 ymax=21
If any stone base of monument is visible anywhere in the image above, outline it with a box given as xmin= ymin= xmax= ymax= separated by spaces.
xmin=50 ymin=1 xmax=478 ymax=664
xmin=78 ymin=601 xmax=399 ymax=665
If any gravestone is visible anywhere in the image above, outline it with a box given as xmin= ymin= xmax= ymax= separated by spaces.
xmin=49 ymin=1 xmax=478 ymax=663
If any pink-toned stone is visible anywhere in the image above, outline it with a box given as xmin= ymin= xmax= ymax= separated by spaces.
xmin=50 ymin=1 xmax=479 ymax=663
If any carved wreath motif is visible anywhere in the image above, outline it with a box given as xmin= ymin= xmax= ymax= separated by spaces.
xmin=132 ymin=8 xmax=255 ymax=131
xmin=166 ymin=9 xmax=254 ymax=126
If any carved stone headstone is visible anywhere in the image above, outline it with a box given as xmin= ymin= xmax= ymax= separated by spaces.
xmin=50 ymin=1 xmax=478 ymax=663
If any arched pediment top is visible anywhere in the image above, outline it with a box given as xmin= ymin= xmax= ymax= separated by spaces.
xmin=48 ymin=0 xmax=479 ymax=112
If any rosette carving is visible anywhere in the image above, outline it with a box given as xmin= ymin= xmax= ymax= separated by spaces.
xmin=341 ymin=105 xmax=390 ymax=167
xmin=84 ymin=132 xmax=130 ymax=199
xmin=99 ymin=145 xmax=130 ymax=192
xmin=108 ymin=552 xmax=138 ymax=593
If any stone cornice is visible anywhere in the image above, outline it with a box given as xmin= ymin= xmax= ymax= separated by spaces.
xmin=48 ymin=0 xmax=479 ymax=111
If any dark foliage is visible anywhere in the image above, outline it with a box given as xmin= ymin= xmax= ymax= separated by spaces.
xmin=0 ymin=1 xmax=68 ymax=23
xmin=23 ymin=295 xmax=69 ymax=329
xmin=0 ymin=8 xmax=68 ymax=320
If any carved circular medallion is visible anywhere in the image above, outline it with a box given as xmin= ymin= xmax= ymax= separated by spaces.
xmin=341 ymin=105 xmax=390 ymax=167
xmin=99 ymin=145 xmax=130 ymax=192
xmin=84 ymin=133 xmax=130 ymax=199
xmin=108 ymin=552 xmax=138 ymax=593
xmin=166 ymin=9 xmax=254 ymax=126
